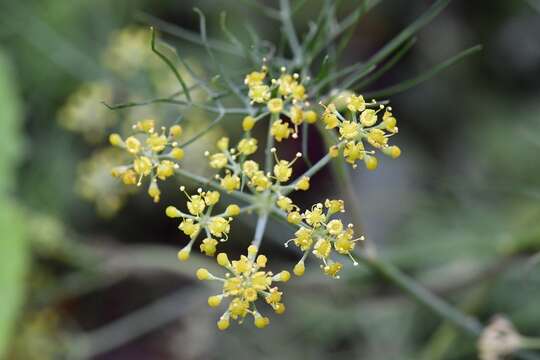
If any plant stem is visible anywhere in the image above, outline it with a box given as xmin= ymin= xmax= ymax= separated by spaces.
xmin=282 ymin=152 xmax=333 ymax=196
xmin=357 ymin=251 xmax=483 ymax=336
xmin=251 ymin=211 xmax=269 ymax=251
xmin=175 ymin=168 xmax=253 ymax=204
xmin=279 ymin=0 xmax=302 ymax=66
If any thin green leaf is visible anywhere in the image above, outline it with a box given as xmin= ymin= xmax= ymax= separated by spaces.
xmin=354 ymin=37 xmax=417 ymax=91
xmin=150 ymin=27 xmax=191 ymax=102
xmin=136 ymin=12 xmax=240 ymax=57
xmin=279 ymin=0 xmax=303 ymax=65
xmin=237 ymin=0 xmax=281 ymax=19
xmin=338 ymin=0 xmax=452 ymax=96
xmin=365 ymin=45 xmax=482 ymax=98
xmin=220 ymin=12 xmax=258 ymax=65
xmin=194 ymin=8 xmax=251 ymax=110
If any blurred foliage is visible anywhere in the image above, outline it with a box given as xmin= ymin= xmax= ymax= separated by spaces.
xmin=0 ymin=51 xmax=29 ymax=358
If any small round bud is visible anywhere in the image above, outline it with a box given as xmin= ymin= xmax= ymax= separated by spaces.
xmin=225 ymin=204 xmax=241 ymax=216
xmin=274 ymin=303 xmax=286 ymax=314
xmin=178 ymin=248 xmax=191 ymax=262
xmin=109 ymin=133 xmax=123 ymax=146
xmin=217 ymin=253 xmax=230 ymax=267
xmin=170 ymin=147 xmax=184 ymax=160
xmin=166 ymin=206 xmax=181 ymax=218
xmin=208 ymin=295 xmax=222 ymax=308
xmin=364 ymin=155 xmax=378 ymax=171
xmin=242 ymin=116 xmax=256 ymax=131
xmin=217 ymin=318 xmax=230 ymax=330
xmin=169 ymin=125 xmax=183 ymax=138
xmin=293 ymin=261 xmax=305 ymax=276
xmin=196 ymin=268 xmax=210 ymax=280
xmin=303 ymin=110 xmax=318 ymax=124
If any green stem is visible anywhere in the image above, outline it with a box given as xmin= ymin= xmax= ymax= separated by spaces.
xmin=175 ymin=168 xmax=253 ymax=204
xmin=251 ymin=212 xmax=269 ymax=251
xmin=279 ymin=0 xmax=302 ymax=66
xmin=357 ymin=251 xmax=483 ymax=336
xmin=282 ymin=152 xmax=333 ymax=196
xmin=265 ymin=113 xmax=277 ymax=172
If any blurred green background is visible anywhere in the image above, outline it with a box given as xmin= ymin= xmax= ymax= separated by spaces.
xmin=1 ymin=0 xmax=540 ymax=359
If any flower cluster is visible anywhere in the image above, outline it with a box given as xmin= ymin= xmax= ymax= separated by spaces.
xmin=196 ymin=246 xmax=290 ymax=330
xmin=75 ymin=148 xmax=134 ymax=217
xmin=244 ymin=66 xmax=318 ymax=140
xmin=166 ymin=187 xmax=240 ymax=260
xmin=323 ymin=93 xmax=401 ymax=170
xmin=283 ymin=199 xmax=364 ymax=278
xmin=109 ymin=119 xmax=184 ymax=202
xmin=206 ymin=136 xmax=309 ymax=197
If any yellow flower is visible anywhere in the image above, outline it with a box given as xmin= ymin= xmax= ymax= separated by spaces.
xmin=304 ymin=205 xmax=326 ymax=228
xmin=343 ymin=141 xmax=365 ymax=165
xmin=204 ymin=191 xmax=220 ymax=206
xmin=187 ymin=195 xmax=206 ymax=215
xmin=237 ymin=138 xmax=258 ymax=155
xmin=347 ymin=94 xmax=366 ymax=112
xmin=217 ymin=137 xmax=230 ymax=151
xmin=323 ymin=105 xmax=339 ymax=129
xmin=146 ymin=133 xmax=168 ymax=152
xmin=270 ymin=120 xmax=292 ymax=142
xmin=323 ymin=261 xmax=343 ymax=278
xmin=250 ymin=171 xmax=272 ymax=192
xmin=200 ymin=237 xmax=218 ymax=256
xmin=273 ymin=160 xmax=293 ymax=183
xmin=360 ymin=109 xmax=377 ymax=127
xmin=209 ymin=153 xmax=228 ymax=169
xmin=287 ymin=211 xmax=303 ymax=225
xmin=242 ymin=160 xmax=260 ymax=177
xmin=156 ymin=160 xmax=175 ymax=180
xmin=133 ymin=156 xmax=153 ymax=175
xmin=267 ymin=98 xmax=284 ymax=113
xmin=179 ymin=218 xmax=200 ymax=238
xmin=326 ymin=219 xmax=344 ymax=235
xmin=249 ymin=84 xmax=271 ymax=103
xmin=339 ymin=121 xmax=360 ymax=140
xmin=292 ymin=227 xmax=313 ymax=251
xmin=290 ymin=106 xmax=304 ymax=125
xmin=244 ymin=70 xmax=266 ymax=87
xmin=367 ymin=128 xmax=388 ymax=148
xmin=125 ymin=136 xmax=141 ymax=154
xmin=313 ymin=238 xmax=332 ymax=259
xmin=198 ymin=247 xmax=288 ymax=329
xmin=325 ymin=199 xmax=344 ymax=215
xmin=291 ymin=83 xmax=306 ymax=101
xmin=295 ymin=176 xmax=310 ymax=191
xmin=221 ymin=173 xmax=241 ymax=192
xmin=208 ymin=216 xmax=231 ymax=238
xmin=277 ymin=196 xmax=294 ymax=212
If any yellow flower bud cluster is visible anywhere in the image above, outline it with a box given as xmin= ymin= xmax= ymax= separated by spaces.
xmin=322 ymin=94 xmax=401 ymax=170
xmin=109 ymin=119 xmax=184 ymax=202
xmin=244 ymin=65 xmax=318 ymax=141
xmin=284 ymin=199 xmax=364 ymax=278
xmin=166 ymin=187 xmax=240 ymax=260
xmin=196 ymin=246 xmax=289 ymax=330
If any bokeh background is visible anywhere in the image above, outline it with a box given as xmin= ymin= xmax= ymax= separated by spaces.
xmin=1 ymin=0 xmax=540 ymax=359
